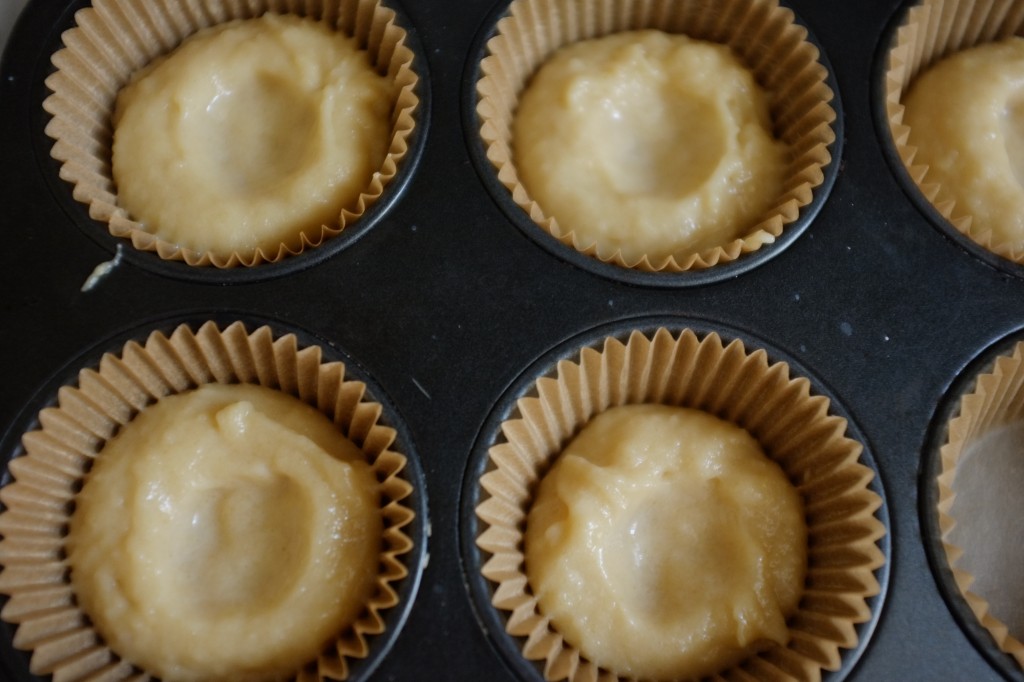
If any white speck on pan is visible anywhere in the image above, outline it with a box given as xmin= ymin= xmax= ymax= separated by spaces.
xmin=411 ymin=377 xmax=431 ymax=400
xmin=80 ymin=245 xmax=124 ymax=292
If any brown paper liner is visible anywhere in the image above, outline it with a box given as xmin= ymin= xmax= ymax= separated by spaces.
xmin=44 ymin=0 xmax=420 ymax=268
xmin=475 ymin=328 xmax=886 ymax=681
xmin=936 ymin=340 xmax=1024 ymax=667
xmin=884 ymin=0 xmax=1024 ymax=264
xmin=476 ymin=0 xmax=836 ymax=273
xmin=0 ymin=321 xmax=416 ymax=681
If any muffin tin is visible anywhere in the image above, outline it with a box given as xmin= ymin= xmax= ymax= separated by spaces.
xmin=1 ymin=0 xmax=1023 ymax=680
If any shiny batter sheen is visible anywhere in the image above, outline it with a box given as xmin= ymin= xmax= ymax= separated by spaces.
xmin=112 ymin=14 xmax=395 ymax=258
xmin=525 ymin=405 xmax=806 ymax=680
xmin=67 ymin=383 xmax=381 ymax=682
xmin=513 ymin=31 xmax=787 ymax=263
xmin=904 ymin=38 xmax=1024 ymax=251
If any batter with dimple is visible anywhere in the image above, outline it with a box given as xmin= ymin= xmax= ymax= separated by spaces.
xmin=67 ymin=383 xmax=381 ymax=682
xmin=512 ymin=31 xmax=787 ymax=265
xmin=525 ymin=404 xmax=806 ymax=680
xmin=112 ymin=14 xmax=395 ymax=258
xmin=904 ymin=38 xmax=1024 ymax=253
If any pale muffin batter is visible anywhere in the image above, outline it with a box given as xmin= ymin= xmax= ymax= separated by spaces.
xmin=112 ymin=14 xmax=395 ymax=258
xmin=525 ymin=405 xmax=806 ymax=680
xmin=67 ymin=383 xmax=381 ymax=682
xmin=904 ymin=38 xmax=1024 ymax=253
xmin=513 ymin=31 xmax=787 ymax=264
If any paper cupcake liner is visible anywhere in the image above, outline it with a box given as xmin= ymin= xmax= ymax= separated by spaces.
xmin=476 ymin=0 xmax=836 ymax=273
xmin=44 ymin=0 xmax=420 ymax=268
xmin=0 ymin=321 xmax=416 ymax=681
xmin=475 ymin=328 xmax=886 ymax=681
xmin=936 ymin=340 xmax=1024 ymax=667
xmin=884 ymin=0 xmax=1024 ymax=264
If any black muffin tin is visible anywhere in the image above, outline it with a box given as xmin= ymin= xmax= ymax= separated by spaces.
xmin=1 ymin=0 xmax=1022 ymax=680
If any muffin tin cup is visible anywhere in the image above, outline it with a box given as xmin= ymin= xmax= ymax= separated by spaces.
xmin=877 ymin=0 xmax=1024 ymax=277
xmin=40 ymin=0 xmax=427 ymax=277
xmin=465 ymin=0 xmax=842 ymax=285
xmin=460 ymin=317 xmax=891 ymax=682
xmin=921 ymin=327 xmax=1024 ymax=679
xmin=0 ymin=316 xmax=428 ymax=682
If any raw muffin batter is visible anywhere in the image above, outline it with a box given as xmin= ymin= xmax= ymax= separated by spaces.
xmin=525 ymin=404 xmax=806 ymax=679
xmin=512 ymin=30 xmax=787 ymax=264
xmin=112 ymin=14 xmax=395 ymax=258
xmin=67 ymin=383 xmax=381 ymax=681
xmin=904 ymin=38 xmax=1024 ymax=253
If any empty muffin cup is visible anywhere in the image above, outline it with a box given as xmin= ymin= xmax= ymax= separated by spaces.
xmin=474 ymin=326 xmax=887 ymax=681
xmin=0 ymin=320 xmax=417 ymax=681
xmin=935 ymin=339 xmax=1024 ymax=669
xmin=44 ymin=0 xmax=420 ymax=268
xmin=475 ymin=0 xmax=838 ymax=273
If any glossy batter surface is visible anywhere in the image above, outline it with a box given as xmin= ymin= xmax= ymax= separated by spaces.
xmin=904 ymin=38 xmax=1024 ymax=252
xmin=525 ymin=405 xmax=806 ymax=679
xmin=112 ymin=14 xmax=394 ymax=257
xmin=67 ymin=383 xmax=381 ymax=681
xmin=513 ymin=31 xmax=787 ymax=263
